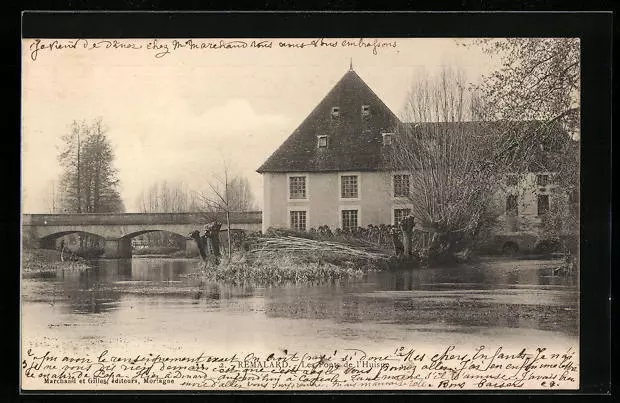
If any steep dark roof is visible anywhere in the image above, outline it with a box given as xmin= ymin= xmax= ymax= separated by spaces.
xmin=401 ymin=120 xmax=575 ymax=172
xmin=257 ymin=69 xmax=576 ymax=174
xmin=257 ymin=69 xmax=401 ymax=173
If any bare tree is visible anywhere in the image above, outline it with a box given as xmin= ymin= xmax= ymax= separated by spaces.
xmin=197 ymin=160 xmax=234 ymax=260
xmin=194 ymin=160 xmax=259 ymax=260
xmin=391 ymin=66 xmax=501 ymax=260
xmin=134 ymin=180 xmax=195 ymax=247
xmin=227 ymin=176 xmax=259 ymax=212
xmin=43 ymin=179 xmax=60 ymax=213
xmin=136 ymin=180 xmax=196 ymax=214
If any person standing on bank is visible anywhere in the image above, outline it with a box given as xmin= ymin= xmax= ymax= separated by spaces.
xmin=59 ymin=239 xmax=65 ymax=262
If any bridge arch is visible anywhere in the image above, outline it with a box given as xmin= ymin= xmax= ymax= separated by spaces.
xmin=39 ymin=230 xmax=106 ymax=250
xmin=120 ymin=229 xmax=190 ymax=241
xmin=23 ymin=212 xmax=262 ymax=258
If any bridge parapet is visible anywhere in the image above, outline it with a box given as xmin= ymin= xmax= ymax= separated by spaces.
xmin=22 ymin=211 xmax=262 ymax=226
xmin=22 ymin=211 xmax=263 ymax=258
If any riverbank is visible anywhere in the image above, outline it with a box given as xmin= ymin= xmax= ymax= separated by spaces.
xmin=21 ymin=249 xmax=91 ymax=277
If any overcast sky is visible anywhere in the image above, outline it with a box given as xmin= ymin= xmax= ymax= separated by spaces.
xmin=22 ymin=38 xmax=499 ymax=213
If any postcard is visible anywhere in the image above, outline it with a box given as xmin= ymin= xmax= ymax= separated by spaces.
xmin=21 ymin=35 xmax=580 ymax=391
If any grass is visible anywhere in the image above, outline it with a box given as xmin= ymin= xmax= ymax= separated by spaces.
xmin=21 ymin=249 xmax=91 ymax=277
xmin=186 ymin=250 xmax=381 ymax=286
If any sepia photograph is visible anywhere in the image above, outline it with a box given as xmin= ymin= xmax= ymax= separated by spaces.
xmin=21 ymin=35 xmax=581 ymax=391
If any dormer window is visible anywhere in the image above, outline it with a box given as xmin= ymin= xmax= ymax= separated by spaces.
xmin=317 ymin=135 xmax=328 ymax=148
xmin=382 ymin=132 xmax=393 ymax=146
xmin=331 ymin=106 xmax=340 ymax=118
xmin=361 ymin=105 xmax=370 ymax=117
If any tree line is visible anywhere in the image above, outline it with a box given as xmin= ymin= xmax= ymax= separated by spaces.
xmin=132 ymin=175 xmax=258 ymax=249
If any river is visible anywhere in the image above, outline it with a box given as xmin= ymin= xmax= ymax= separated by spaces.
xmin=21 ymin=256 xmax=578 ymax=359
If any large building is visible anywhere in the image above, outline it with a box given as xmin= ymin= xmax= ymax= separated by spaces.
xmin=257 ymin=66 xmax=574 ymax=242
xmin=257 ymin=66 xmax=408 ymax=233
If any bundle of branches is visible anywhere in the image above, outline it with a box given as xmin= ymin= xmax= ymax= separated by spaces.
xmin=264 ymin=227 xmax=315 ymax=239
xmin=250 ymin=236 xmax=391 ymax=261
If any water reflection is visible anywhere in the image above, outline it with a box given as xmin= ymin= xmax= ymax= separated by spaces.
xmin=23 ymin=257 xmax=578 ymax=337
xmin=260 ymin=261 xmax=578 ymax=336
xmin=55 ymin=267 xmax=125 ymax=314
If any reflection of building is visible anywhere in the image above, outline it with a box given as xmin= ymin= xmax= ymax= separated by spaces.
xmin=257 ymin=65 xmax=575 ymax=241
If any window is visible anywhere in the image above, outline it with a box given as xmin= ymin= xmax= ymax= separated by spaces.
xmin=506 ymin=195 xmax=519 ymax=216
xmin=290 ymin=210 xmax=307 ymax=231
xmin=289 ymin=176 xmax=306 ymax=199
xmin=340 ymin=175 xmax=358 ymax=198
xmin=317 ymin=135 xmax=328 ymax=148
xmin=331 ymin=106 xmax=340 ymax=118
xmin=537 ymin=174 xmax=549 ymax=187
xmin=361 ymin=105 xmax=370 ymax=117
xmin=341 ymin=210 xmax=358 ymax=231
xmin=393 ymin=174 xmax=410 ymax=198
xmin=537 ymin=194 xmax=550 ymax=216
xmin=382 ymin=133 xmax=393 ymax=146
xmin=394 ymin=208 xmax=411 ymax=226
xmin=506 ymin=174 xmax=519 ymax=186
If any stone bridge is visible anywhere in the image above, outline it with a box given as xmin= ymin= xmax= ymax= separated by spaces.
xmin=22 ymin=212 xmax=262 ymax=258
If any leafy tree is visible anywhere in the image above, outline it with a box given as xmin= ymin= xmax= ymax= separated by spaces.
xmin=57 ymin=118 xmax=125 ymax=214
xmin=57 ymin=121 xmax=85 ymax=213
xmin=56 ymin=118 xmax=124 ymax=249
xmin=81 ymin=119 xmax=125 ymax=213
xmin=473 ymin=38 xmax=580 ymax=251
